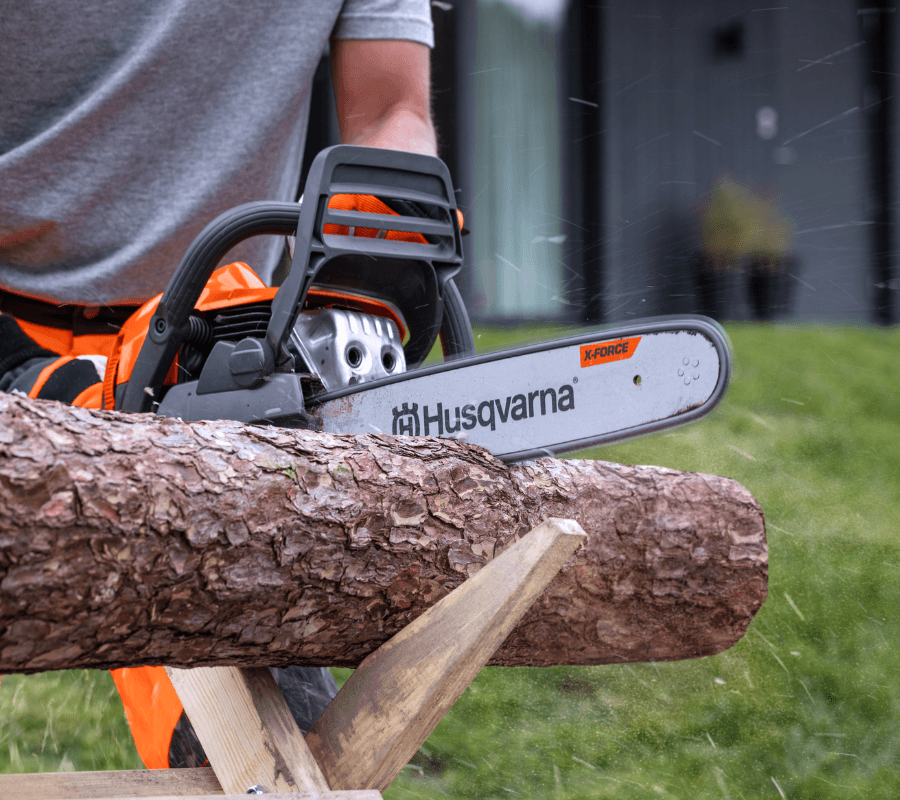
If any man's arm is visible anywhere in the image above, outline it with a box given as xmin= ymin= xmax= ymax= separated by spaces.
xmin=329 ymin=39 xmax=437 ymax=157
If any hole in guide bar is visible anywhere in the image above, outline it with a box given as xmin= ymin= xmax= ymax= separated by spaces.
xmin=633 ymin=375 xmax=642 ymax=386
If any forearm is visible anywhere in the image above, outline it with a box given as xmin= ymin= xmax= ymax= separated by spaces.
xmin=330 ymin=38 xmax=437 ymax=157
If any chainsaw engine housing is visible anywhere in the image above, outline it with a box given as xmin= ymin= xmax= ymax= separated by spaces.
xmin=289 ymin=308 xmax=406 ymax=392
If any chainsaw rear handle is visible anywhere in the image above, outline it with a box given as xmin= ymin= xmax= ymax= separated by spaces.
xmin=120 ymin=146 xmax=469 ymax=414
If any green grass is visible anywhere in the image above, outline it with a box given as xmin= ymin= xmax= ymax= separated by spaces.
xmin=3 ymin=322 xmax=900 ymax=798
xmin=0 ymin=670 xmax=143 ymax=773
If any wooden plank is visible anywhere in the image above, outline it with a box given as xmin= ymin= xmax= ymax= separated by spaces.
xmin=17 ymin=794 xmax=379 ymax=800
xmin=4 ymin=767 xmax=222 ymax=800
xmin=305 ymin=518 xmax=587 ymax=792
xmin=50 ymin=794 xmax=377 ymax=800
xmin=165 ymin=666 xmax=331 ymax=795
xmin=4 ymin=767 xmax=380 ymax=800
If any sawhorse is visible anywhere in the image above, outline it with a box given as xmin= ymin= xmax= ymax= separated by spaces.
xmin=6 ymin=519 xmax=585 ymax=800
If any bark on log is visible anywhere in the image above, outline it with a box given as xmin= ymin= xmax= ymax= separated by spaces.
xmin=0 ymin=394 xmax=767 ymax=675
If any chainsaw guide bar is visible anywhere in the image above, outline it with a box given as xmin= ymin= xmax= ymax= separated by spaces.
xmin=313 ymin=316 xmax=730 ymax=463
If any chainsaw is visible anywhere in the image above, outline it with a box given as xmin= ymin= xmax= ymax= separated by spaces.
xmin=113 ymin=145 xmax=730 ymax=462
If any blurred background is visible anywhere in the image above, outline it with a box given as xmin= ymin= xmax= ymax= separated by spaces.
xmin=305 ymin=0 xmax=899 ymax=327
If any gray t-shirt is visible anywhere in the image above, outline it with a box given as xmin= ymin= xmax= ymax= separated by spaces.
xmin=0 ymin=0 xmax=433 ymax=306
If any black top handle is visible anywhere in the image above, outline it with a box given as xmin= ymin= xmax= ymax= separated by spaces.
xmin=267 ymin=145 xmax=464 ymax=369
xmin=120 ymin=146 xmax=464 ymax=413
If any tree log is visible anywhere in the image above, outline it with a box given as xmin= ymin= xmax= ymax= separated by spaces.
xmin=0 ymin=394 xmax=767 ymax=675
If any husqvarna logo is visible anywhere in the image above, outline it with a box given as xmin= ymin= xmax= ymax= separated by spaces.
xmin=392 ymin=402 xmax=420 ymax=435
xmin=391 ymin=384 xmax=575 ymax=437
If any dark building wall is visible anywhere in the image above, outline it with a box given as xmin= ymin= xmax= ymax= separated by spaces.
xmin=862 ymin=2 xmax=897 ymax=325
xmin=601 ymin=1 xmax=871 ymax=323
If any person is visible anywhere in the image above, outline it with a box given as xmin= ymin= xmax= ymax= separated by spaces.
xmin=0 ymin=0 xmax=439 ymax=768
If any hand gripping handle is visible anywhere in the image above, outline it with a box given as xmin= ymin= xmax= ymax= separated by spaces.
xmin=266 ymin=146 xmax=464 ymax=369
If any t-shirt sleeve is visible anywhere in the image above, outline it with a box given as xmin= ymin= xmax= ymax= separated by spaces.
xmin=332 ymin=0 xmax=434 ymax=48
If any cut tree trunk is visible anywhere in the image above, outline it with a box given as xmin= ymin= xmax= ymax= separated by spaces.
xmin=0 ymin=394 xmax=767 ymax=675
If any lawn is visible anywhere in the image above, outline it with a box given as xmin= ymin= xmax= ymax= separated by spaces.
xmin=2 ymin=322 xmax=899 ymax=799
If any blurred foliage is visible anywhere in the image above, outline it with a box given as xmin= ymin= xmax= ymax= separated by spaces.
xmin=3 ymin=322 xmax=899 ymax=800
xmin=700 ymin=178 xmax=794 ymax=265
